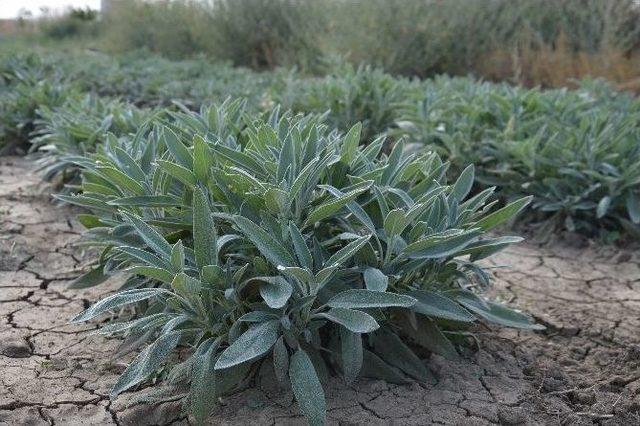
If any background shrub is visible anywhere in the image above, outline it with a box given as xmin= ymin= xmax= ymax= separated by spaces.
xmin=276 ymin=64 xmax=417 ymax=142
xmin=103 ymin=0 xmax=209 ymax=58
xmin=203 ymin=0 xmax=324 ymax=70
xmin=40 ymin=7 xmax=100 ymax=40
xmin=96 ymin=0 xmax=640 ymax=87
xmin=103 ymin=0 xmax=322 ymax=69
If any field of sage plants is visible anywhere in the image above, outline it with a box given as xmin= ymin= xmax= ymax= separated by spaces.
xmin=0 ymin=44 xmax=639 ymax=425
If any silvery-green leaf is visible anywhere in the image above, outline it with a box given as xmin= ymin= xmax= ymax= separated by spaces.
xmin=108 ymin=195 xmax=183 ymax=207
xmin=68 ymin=266 xmax=109 ymax=289
xmin=112 ymin=331 xmax=182 ymax=396
xmin=201 ymin=264 xmax=224 ymax=286
xmin=401 ymin=314 xmax=459 ymax=360
xmin=171 ymin=273 xmax=201 ymax=298
xmin=384 ymin=208 xmax=408 ymax=237
xmin=324 ymin=235 xmax=371 ymax=267
xmin=156 ymin=160 xmax=197 ymax=187
xmin=475 ymin=196 xmax=532 ymax=231
xmin=76 ymin=214 xmax=105 ymax=229
xmin=457 ymin=236 xmax=523 ymax=261
xmin=216 ymin=234 xmax=240 ymax=253
xmin=380 ymin=139 xmax=404 ymax=184
xmin=232 ymin=215 xmax=295 ymax=267
xmin=72 ymin=288 xmax=169 ymax=322
xmin=403 ymin=229 xmax=480 ymax=259
xmin=328 ymin=289 xmax=416 ymax=309
xmin=125 ymin=266 xmax=174 ymax=283
xmin=451 ymin=164 xmax=474 ymax=201
xmin=114 ymin=146 xmax=146 ymax=182
xmin=193 ymin=186 xmax=218 ymax=268
xmin=289 ymin=222 xmax=313 ymax=269
xmin=456 ymin=291 xmax=544 ymax=330
xmin=54 ymin=194 xmax=117 ymax=212
xmin=93 ymin=313 xmax=171 ymax=336
xmin=277 ymin=265 xmax=313 ymax=284
xmin=371 ymin=329 xmax=433 ymax=383
xmin=321 ymin=185 xmax=376 ymax=233
xmin=315 ymin=264 xmax=338 ymax=284
xmin=215 ymin=320 xmax=280 ymax=370
xmin=626 ymin=191 xmax=640 ymax=224
xmin=363 ymin=267 xmax=388 ymax=292
xmin=116 ymin=246 xmax=172 ymax=270
xmin=304 ymin=182 xmax=373 ymax=227
xmin=163 ymin=127 xmax=192 ymax=168
xmin=212 ymin=143 xmax=266 ymax=178
xmin=360 ymin=349 xmax=408 ymax=384
xmin=289 ymin=157 xmax=319 ymax=201
xmin=404 ymin=290 xmax=475 ymax=322
xmin=213 ymin=358 xmax=253 ymax=397
xmin=264 ymin=187 xmax=289 ymax=215
xmin=96 ymin=166 xmax=145 ymax=195
xmin=339 ymin=327 xmax=362 ymax=384
xmin=193 ymin=135 xmax=210 ymax=183
xmin=341 ymin=122 xmax=362 ymax=164
xmin=318 ymin=308 xmax=379 ymax=333
xmin=386 ymin=187 xmax=414 ymax=208
xmin=123 ymin=213 xmax=172 ymax=257
xmin=190 ymin=337 xmax=222 ymax=424
xmin=238 ymin=311 xmax=279 ymax=323
xmin=289 ymin=349 xmax=326 ymax=426
xmin=596 ymin=196 xmax=611 ymax=219
xmin=170 ymin=240 xmax=184 ymax=271
xmin=256 ymin=276 xmax=293 ymax=309
xmin=272 ymin=336 xmax=289 ymax=386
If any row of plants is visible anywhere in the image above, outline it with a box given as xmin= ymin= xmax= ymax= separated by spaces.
xmin=0 ymin=53 xmax=76 ymax=155
xmin=394 ymin=78 xmax=640 ymax=241
xmin=1 ymin=49 xmax=638 ymax=240
xmin=0 ymin=49 xmax=278 ymax=152
xmin=60 ymin=100 xmax=539 ymax=425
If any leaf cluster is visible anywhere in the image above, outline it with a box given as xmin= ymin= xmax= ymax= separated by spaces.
xmin=67 ymin=103 xmax=538 ymax=424
xmin=395 ymin=77 xmax=640 ymax=239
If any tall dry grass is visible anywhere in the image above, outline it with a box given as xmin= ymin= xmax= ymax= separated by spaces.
xmin=93 ymin=0 xmax=640 ymax=87
xmin=479 ymin=33 xmax=640 ymax=89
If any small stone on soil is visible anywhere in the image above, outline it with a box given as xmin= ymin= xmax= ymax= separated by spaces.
xmin=0 ymin=337 xmax=32 ymax=358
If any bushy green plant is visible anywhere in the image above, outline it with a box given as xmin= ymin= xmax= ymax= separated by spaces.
xmin=40 ymin=7 xmax=100 ymax=40
xmin=31 ymin=94 xmax=157 ymax=185
xmin=396 ymin=77 xmax=640 ymax=239
xmin=0 ymin=54 xmax=76 ymax=155
xmin=277 ymin=64 xmax=416 ymax=142
xmin=67 ymin=102 xmax=538 ymax=424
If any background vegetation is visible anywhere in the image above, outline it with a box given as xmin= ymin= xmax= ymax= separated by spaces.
xmin=1 ymin=48 xmax=638 ymax=240
xmin=32 ymin=0 xmax=640 ymax=88
xmin=1 ymin=2 xmax=639 ymax=423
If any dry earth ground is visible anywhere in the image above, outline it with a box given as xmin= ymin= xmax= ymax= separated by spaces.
xmin=1 ymin=156 xmax=639 ymax=425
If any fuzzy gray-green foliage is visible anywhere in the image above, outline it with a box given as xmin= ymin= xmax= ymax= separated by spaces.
xmin=67 ymin=102 xmax=538 ymax=424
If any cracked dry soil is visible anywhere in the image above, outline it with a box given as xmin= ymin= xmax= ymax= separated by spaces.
xmin=1 ymin=156 xmax=639 ymax=426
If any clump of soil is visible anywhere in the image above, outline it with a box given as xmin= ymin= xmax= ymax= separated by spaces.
xmin=1 ymin=157 xmax=639 ymax=425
